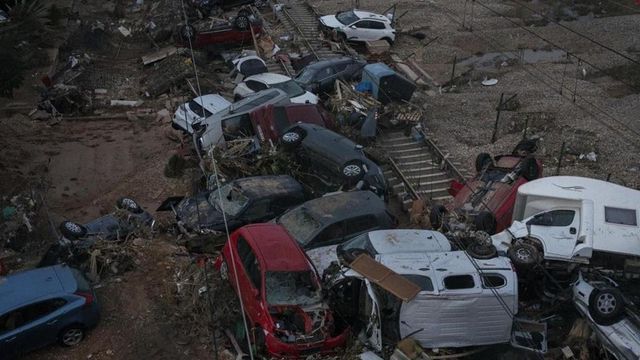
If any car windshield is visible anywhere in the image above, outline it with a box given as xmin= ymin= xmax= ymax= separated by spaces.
xmin=208 ymin=184 xmax=248 ymax=216
xmin=340 ymin=233 xmax=377 ymax=255
xmin=188 ymin=100 xmax=213 ymax=118
xmin=271 ymin=79 xmax=306 ymax=98
xmin=265 ymin=271 xmax=322 ymax=306
xmin=336 ymin=10 xmax=359 ymax=25
xmin=278 ymin=209 xmax=321 ymax=246
xmin=295 ymin=68 xmax=317 ymax=84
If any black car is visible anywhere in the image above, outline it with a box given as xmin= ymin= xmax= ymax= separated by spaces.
xmin=295 ymin=57 xmax=367 ymax=94
xmin=280 ymin=123 xmax=387 ymax=198
xmin=274 ymin=191 xmax=396 ymax=250
xmin=158 ymin=175 xmax=305 ymax=234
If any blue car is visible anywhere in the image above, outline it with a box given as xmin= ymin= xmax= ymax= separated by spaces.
xmin=0 ymin=265 xmax=100 ymax=359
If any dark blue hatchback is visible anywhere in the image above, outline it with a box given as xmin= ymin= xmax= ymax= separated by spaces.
xmin=0 ymin=265 xmax=99 ymax=359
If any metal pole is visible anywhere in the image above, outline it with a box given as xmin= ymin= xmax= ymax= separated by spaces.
xmin=522 ymin=117 xmax=529 ymax=140
xmin=450 ymin=54 xmax=457 ymax=85
xmin=491 ymin=93 xmax=505 ymax=143
xmin=556 ymin=141 xmax=566 ymax=176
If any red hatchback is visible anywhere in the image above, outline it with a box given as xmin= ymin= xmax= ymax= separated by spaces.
xmin=215 ymin=223 xmax=349 ymax=358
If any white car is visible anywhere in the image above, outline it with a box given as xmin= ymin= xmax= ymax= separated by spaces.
xmin=233 ymin=73 xmax=318 ymax=104
xmin=172 ymin=94 xmax=231 ymax=134
xmin=319 ymin=9 xmax=396 ymax=44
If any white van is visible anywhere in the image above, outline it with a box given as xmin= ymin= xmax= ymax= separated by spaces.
xmin=328 ymin=251 xmax=519 ymax=349
xmin=491 ymin=176 xmax=640 ymax=268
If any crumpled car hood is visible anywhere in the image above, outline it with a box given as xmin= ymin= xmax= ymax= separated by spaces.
xmin=269 ymin=304 xmax=333 ymax=344
xmin=176 ymin=194 xmax=224 ymax=231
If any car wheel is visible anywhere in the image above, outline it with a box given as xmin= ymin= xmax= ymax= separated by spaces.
xmin=429 ymin=205 xmax=446 ymax=230
xmin=116 ymin=197 xmax=143 ymax=214
xmin=59 ymin=326 xmax=85 ymax=347
xmin=219 ymin=260 xmax=229 ymax=281
xmin=588 ymin=288 xmax=625 ymax=325
xmin=342 ymin=160 xmax=365 ymax=184
xmin=507 ymin=242 xmax=540 ymax=270
xmin=280 ymin=130 xmax=303 ymax=150
xmin=234 ymin=15 xmax=250 ymax=31
xmin=475 ymin=153 xmax=493 ymax=172
xmin=382 ymin=37 xmax=394 ymax=46
xmin=467 ymin=242 xmax=498 ymax=259
xmin=520 ymin=157 xmax=540 ymax=181
xmin=474 ymin=211 xmax=497 ymax=235
xmin=59 ymin=220 xmax=88 ymax=240
xmin=180 ymin=24 xmax=196 ymax=40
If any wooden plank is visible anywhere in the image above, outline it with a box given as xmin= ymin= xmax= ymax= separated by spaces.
xmin=349 ymin=254 xmax=420 ymax=301
xmin=141 ymin=46 xmax=178 ymax=66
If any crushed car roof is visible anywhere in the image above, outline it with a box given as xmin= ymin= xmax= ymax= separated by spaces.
xmin=240 ymin=223 xmax=312 ymax=272
xmin=232 ymin=175 xmax=303 ymax=199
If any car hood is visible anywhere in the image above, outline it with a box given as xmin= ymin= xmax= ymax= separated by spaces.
xmin=268 ymin=304 xmax=334 ymax=343
xmin=290 ymin=91 xmax=319 ymax=105
xmin=320 ymin=15 xmax=342 ymax=29
xmin=176 ymin=194 xmax=226 ymax=231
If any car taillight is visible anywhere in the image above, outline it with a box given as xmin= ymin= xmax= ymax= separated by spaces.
xmin=75 ymin=291 xmax=94 ymax=306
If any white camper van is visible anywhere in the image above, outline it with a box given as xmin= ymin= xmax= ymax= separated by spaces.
xmin=491 ymin=176 xmax=640 ymax=268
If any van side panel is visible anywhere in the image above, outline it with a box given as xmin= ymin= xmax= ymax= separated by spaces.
xmin=399 ymin=293 xmax=516 ymax=347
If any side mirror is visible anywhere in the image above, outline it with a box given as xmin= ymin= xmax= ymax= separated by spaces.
xmin=349 ymin=25 xmax=356 ymax=29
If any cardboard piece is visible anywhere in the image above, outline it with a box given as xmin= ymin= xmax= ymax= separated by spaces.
xmin=349 ymin=254 xmax=420 ymax=301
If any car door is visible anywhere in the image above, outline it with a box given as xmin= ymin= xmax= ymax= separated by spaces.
xmin=350 ymin=20 xmax=374 ymax=41
xmin=235 ymin=236 xmax=262 ymax=321
xmin=527 ymin=209 xmax=580 ymax=259
xmin=367 ymin=20 xmax=388 ymax=40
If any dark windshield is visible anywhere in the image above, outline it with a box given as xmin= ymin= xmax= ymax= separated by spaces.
xmin=295 ymin=68 xmax=317 ymax=85
xmin=277 ymin=208 xmax=321 ymax=246
xmin=272 ymin=106 xmax=291 ymax=133
xmin=271 ymin=80 xmax=306 ymax=98
xmin=339 ymin=233 xmax=376 ymax=255
xmin=188 ymin=100 xmax=213 ymax=118
xmin=336 ymin=10 xmax=359 ymax=25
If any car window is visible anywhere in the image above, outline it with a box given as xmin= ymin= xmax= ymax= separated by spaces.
xmin=237 ymin=236 xmax=252 ymax=260
xmin=246 ymin=80 xmax=268 ymax=92
xmin=313 ymin=221 xmax=346 ymax=246
xmin=444 ymin=275 xmax=475 ymax=290
xmin=232 ymin=92 xmax=279 ymax=113
xmin=605 ymin=207 xmax=637 ymax=226
xmin=528 ymin=210 xmax=575 ymax=227
xmin=481 ymin=274 xmax=507 ymax=289
xmin=244 ymin=200 xmax=270 ymax=220
xmin=368 ymin=21 xmax=386 ymax=30
xmin=272 ymin=106 xmax=291 ymax=134
xmin=317 ymin=66 xmax=335 ymax=81
xmin=336 ymin=10 xmax=359 ymax=25
xmin=345 ymin=215 xmax=378 ymax=235
xmin=188 ymin=100 xmax=213 ymax=118
xmin=265 ymin=271 xmax=322 ymax=306
xmin=403 ymin=275 xmax=433 ymax=291
xmin=210 ymin=183 xmax=249 ymax=216
xmin=270 ymin=80 xmax=306 ymax=98
xmin=278 ymin=209 xmax=322 ymax=246
xmin=237 ymin=237 xmax=261 ymax=290
xmin=0 ymin=298 xmax=68 ymax=334
xmin=353 ymin=20 xmax=371 ymax=29
xmin=221 ymin=114 xmax=254 ymax=140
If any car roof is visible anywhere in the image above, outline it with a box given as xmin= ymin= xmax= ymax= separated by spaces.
xmin=245 ymin=72 xmax=291 ymax=84
xmin=367 ymin=229 xmax=451 ymax=254
xmin=353 ymin=9 xmax=392 ymax=23
xmin=222 ymin=88 xmax=289 ymax=115
xmin=232 ymin=175 xmax=303 ymax=199
xmin=377 ymin=251 xmax=513 ymax=279
xmin=192 ymin=94 xmax=231 ymax=110
xmin=241 ymin=223 xmax=312 ymax=271
xmin=297 ymin=191 xmax=387 ymax=223
xmin=290 ymin=123 xmax=363 ymax=164
xmin=306 ymin=57 xmax=359 ymax=70
xmin=0 ymin=265 xmax=76 ymax=313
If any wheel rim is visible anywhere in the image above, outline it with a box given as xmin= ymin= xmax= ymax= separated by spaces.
xmin=343 ymin=164 xmax=362 ymax=177
xmin=282 ymin=132 xmax=300 ymax=143
xmin=65 ymin=222 xmax=82 ymax=234
xmin=515 ymin=247 xmax=531 ymax=262
xmin=220 ymin=262 xmax=228 ymax=280
xmin=596 ymin=293 xmax=617 ymax=314
xmin=62 ymin=329 xmax=83 ymax=346
xmin=237 ymin=17 xmax=248 ymax=28
xmin=121 ymin=198 xmax=137 ymax=210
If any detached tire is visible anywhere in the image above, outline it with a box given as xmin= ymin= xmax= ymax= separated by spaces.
xmin=116 ymin=197 xmax=143 ymax=214
xmin=59 ymin=221 xmax=87 ymax=240
xmin=588 ymin=288 xmax=625 ymax=325
xmin=429 ymin=205 xmax=446 ymax=230
xmin=474 ymin=211 xmax=497 ymax=235
xmin=467 ymin=242 xmax=498 ymax=259
xmin=507 ymin=242 xmax=540 ymax=270
xmin=475 ymin=153 xmax=493 ymax=172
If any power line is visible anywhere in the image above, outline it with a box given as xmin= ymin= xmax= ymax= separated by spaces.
xmin=506 ymin=0 xmax=640 ymax=66
xmin=474 ymin=0 xmax=640 ymax=93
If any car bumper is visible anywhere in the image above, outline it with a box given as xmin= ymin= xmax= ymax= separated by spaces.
xmin=264 ymin=327 xmax=349 ymax=358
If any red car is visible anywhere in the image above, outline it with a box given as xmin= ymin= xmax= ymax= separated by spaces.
xmin=215 ymin=223 xmax=349 ymax=358
xmin=432 ymin=140 xmax=542 ymax=234
xmin=249 ymin=103 xmax=336 ymax=145
xmin=176 ymin=13 xmax=262 ymax=49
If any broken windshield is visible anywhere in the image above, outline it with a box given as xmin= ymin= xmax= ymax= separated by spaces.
xmin=265 ymin=271 xmax=322 ymax=306
xmin=278 ymin=209 xmax=321 ymax=246
xmin=208 ymin=184 xmax=248 ymax=216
